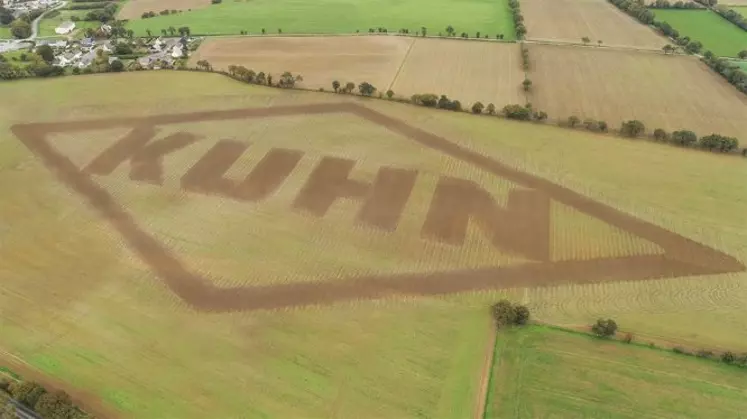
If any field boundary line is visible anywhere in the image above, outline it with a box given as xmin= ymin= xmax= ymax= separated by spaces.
xmin=386 ymin=37 xmax=416 ymax=93
xmin=474 ymin=321 xmax=497 ymax=419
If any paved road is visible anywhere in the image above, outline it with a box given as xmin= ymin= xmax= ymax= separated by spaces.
xmin=2 ymin=398 xmax=41 ymax=419
xmin=26 ymin=1 xmax=67 ymax=40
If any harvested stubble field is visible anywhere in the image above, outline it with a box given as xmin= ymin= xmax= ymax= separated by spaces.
xmin=485 ymin=325 xmax=747 ymax=418
xmin=190 ymin=36 xmax=414 ymax=92
xmin=389 ymin=39 xmax=525 ymax=108
xmin=193 ymin=36 xmax=525 ymax=106
xmin=0 ymin=72 xmax=746 ymax=418
xmin=117 ymin=0 xmax=211 ymax=20
xmin=124 ymin=0 xmax=515 ymax=38
xmin=654 ymin=9 xmax=747 ymax=57
xmin=527 ymin=44 xmax=747 ymax=138
xmin=521 ymin=0 xmax=668 ymax=48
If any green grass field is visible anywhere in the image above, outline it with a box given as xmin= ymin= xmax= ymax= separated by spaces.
xmin=485 ymin=325 xmax=747 ymax=418
xmin=734 ymin=6 xmax=747 ymax=18
xmin=653 ymin=9 xmax=747 ymax=57
xmin=0 ymin=25 xmax=11 ymax=39
xmin=1 ymin=72 xmax=746 ymax=418
xmin=37 ymin=10 xmax=99 ymax=37
xmin=125 ymin=0 xmax=515 ymax=38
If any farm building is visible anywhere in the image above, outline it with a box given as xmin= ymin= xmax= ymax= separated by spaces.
xmin=54 ymin=21 xmax=75 ymax=35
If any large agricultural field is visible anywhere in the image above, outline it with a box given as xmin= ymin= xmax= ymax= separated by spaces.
xmin=527 ymin=44 xmax=747 ymax=138
xmin=521 ymin=0 xmax=667 ymax=48
xmin=485 ymin=325 xmax=747 ymax=418
xmin=1 ymin=71 xmax=747 ymax=418
xmin=190 ymin=36 xmax=414 ymax=92
xmin=193 ymin=36 xmax=526 ymax=107
xmin=653 ymin=9 xmax=747 ymax=57
xmin=37 ymin=10 xmax=99 ymax=37
xmin=124 ymin=0 xmax=516 ymax=38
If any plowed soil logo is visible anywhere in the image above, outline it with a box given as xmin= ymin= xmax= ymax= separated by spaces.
xmin=11 ymin=103 xmax=744 ymax=312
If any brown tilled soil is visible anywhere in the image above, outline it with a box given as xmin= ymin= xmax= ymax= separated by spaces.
xmin=522 ymin=0 xmax=668 ymax=48
xmin=190 ymin=36 xmax=414 ymax=91
xmin=10 ymin=102 xmax=745 ymax=312
xmin=117 ymin=0 xmax=210 ymax=20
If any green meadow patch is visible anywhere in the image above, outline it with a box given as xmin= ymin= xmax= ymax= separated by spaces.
xmin=653 ymin=9 xmax=747 ymax=57
xmin=485 ymin=325 xmax=747 ymax=419
xmin=125 ymin=0 xmax=516 ymax=39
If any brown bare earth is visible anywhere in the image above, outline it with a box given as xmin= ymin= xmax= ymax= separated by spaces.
xmin=390 ymin=39 xmax=525 ymax=107
xmin=11 ymin=102 xmax=744 ymax=312
xmin=190 ymin=36 xmax=414 ymax=91
xmin=522 ymin=0 xmax=668 ymax=48
xmin=528 ymin=44 xmax=747 ymax=138
xmin=117 ymin=0 xmax=210 ymax=20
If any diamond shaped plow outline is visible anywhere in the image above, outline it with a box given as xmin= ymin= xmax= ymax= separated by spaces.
xmin=10 ymin=103 xmax=745 ymax=312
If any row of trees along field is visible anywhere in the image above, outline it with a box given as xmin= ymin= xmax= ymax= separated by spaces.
xmin=509 ymin=0 xmax=526 ymax=39
xmin=0 ymin=378 xmax=93 ymax=419
xmin=607 ymin=0 xmax=747 ymax=94
xmin=648 ymin=0 xmax=703 ymax=9
xmin=590 ymin=318 xmax=747 ymax=368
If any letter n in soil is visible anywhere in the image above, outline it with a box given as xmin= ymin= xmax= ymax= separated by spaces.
xmin=422 ymin=177 xmax=551 ymax=261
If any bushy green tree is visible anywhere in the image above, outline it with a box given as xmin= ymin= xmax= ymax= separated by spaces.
xmin=591 ymin=318 xmax=618 ymax=338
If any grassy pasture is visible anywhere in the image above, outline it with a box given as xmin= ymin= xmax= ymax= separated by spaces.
xmin=125 ymin=0 xmax=516 ymax=39
xmin=0 ymin=72 xmax=746 ymax=418
xmin=0 ymin=26 xmax=10 ymax=39
xmin=653 ymin=9 xmax=747 ymax=57
xmin=485 ymin=325 xmax=747 ymax=418
xmin=37 ymin=10 xmax=99 ymax=37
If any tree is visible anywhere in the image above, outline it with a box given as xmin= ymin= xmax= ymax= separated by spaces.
xmin=386 ymin=89 xmax=394 ymax=99
xmin=0 ymin=6 xmax=13 ymax=25
xmin=685 ymin=40 xmax=702 ymax=54
xmin=445 ymin=25 xmax=455 ymax=36
xmin=110 ymin=59 xmax=124 ymax=72
xmin=11 ymin=19 xmax=32 ymax=39
xmin=591 ymin=318 xmax=618 ymax=337
xmin=196 ymin=59 xmax=211 ymax=71
xmin=168 ymin=26 xmax=176 ymax=36
xmin=739 ymin=50 xmax=747 ymax=59
xmin=583 ymin=118 xmax=599 ymax=131
xmin=0 ymin=402 xmax=16 ymax=419
xmin=35 ymin=390 xmax=74 ymax=419
xmin=503 ymin=104 xmax=532 ymax=120
xmin=671 ymin=130 xmax=697 ymax=146
xmin=533 ymin=110 xmax=548 ymax=121
xmin=581 ymin=36 xmax=591 ymax=45
xmin=653 ymin=128 xmax=668 ymax=141
xmin=471 ymin=101 xmax=484 ymax=114
xmin=721 ymin=351 xmax=736 ymax=364
xmin=491 ymin=300 xmax=531 ymax=327
xmin=597 ymin=39 xmax=603 ymax=47
xmin=699 ymin=134 xmax=739 ymax=152
xmin=10 ymin=381 xmax=46 ymax=408
xmin=514 ymin=305 xmax=530 ymax=325
xmin=598 ymin=121 xmax=608 ymax=132
xmin=620 ymin=120 xmax=645 ymax=137
xmin=486 ymin=103 xmax=496 ymax=115
xmin=662 ymin=44 xmax=675 ymax=54
xmin=332 ymin=80 xmax=340 ymax=92
xmin=344 ymin=81 xmax=355 ymax=93
xmin=522 ymin=78 xmax=532 ymax=92
xmin=358 ymin=81 xmax=377 ymax=96
xmin=261 ymin=28 xmax=266 ymax=34
xmin=279 ymin=71 xmax=297 ymax=87
xmin=421 ymin=26 xmax=427 ymax=36
xmin=567 ymin=115 xmax=580 ymax=128
xmin=146 ymin=29 xmax=152 ymax=37
xmin=161 ymin=29 xmax=167 ymax=36
xmin=267 ymin=74 xmax=273 ymax=85
xmin=36 ymin=45 xmax=55 ymax=64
